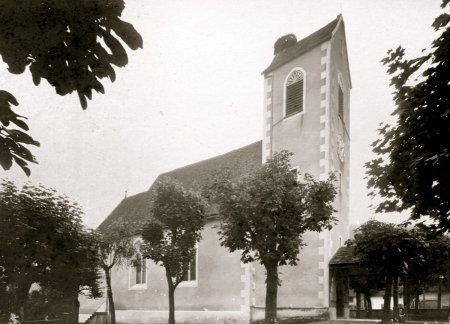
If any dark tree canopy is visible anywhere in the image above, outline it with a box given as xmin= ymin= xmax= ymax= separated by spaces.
xmin=347 ymin=220 xmax=426 ymax=280
xmin=0 ymin=180 xmax=102 ymax=322
xmin=0 ymin=0 xmax=143 ymax=108
xmin=347 ymin=220 xmax=427 ymax=320
xmin=366 ymin=1 xmax=450 ymax=229
xmin=212 ymin=151 xmax=337 ymax=323
xmin=0 ymin=0 xmax=142 ymax=174
xmin=347 ymin=220 xmax=450 ymax=319
xmin=407 ymin=230 xmax=450 ymax=293
xmin=0 ymin=91 xmax=40 ymax=175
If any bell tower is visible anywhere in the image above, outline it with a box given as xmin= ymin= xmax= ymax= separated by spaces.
xmin=259 ymin=15 xmax=351 ymax=312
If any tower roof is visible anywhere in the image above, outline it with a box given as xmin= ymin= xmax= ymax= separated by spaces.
xmin=262 ymin=15 xmax=341 ymax=75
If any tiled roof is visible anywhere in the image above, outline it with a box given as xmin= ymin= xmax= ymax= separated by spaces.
xmin=97 ymin=191 xmax=152 ymax=233
xmin=329 ymin=246 xmax=360 ymax=266
xmin=262 ymin=15 xmax=341 ymax=75
xmin=98 ymin=141 xmax=262 ymax=232
xmin=157 ymin=141 xmax=262 ymax=192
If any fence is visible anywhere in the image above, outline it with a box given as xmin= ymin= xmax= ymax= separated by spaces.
xmin=350 ymin=309 xmax=449 ymax=321
xmin=1 ymin=319 xmax=70 ymax=324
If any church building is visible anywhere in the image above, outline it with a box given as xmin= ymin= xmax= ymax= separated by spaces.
xmin=96 ymin=14 xmax=352 ymax=324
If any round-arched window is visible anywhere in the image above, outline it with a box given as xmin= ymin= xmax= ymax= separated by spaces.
xmin=284 ymin=68 xmax=305 ymax=117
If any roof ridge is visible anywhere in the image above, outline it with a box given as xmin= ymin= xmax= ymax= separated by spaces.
xmin=262 ymin=15 xmax=341 ymax=75
xmin=158 ymin=140 xmax=262 ymax=180
xmin=98 ymin=140 xmax=263 ymax=231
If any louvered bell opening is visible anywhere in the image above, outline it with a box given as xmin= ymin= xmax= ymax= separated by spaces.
xmin=338 ymin=86 xmax=344 ymax=120
xmin=286 ymin=80 xmax=303 ymax=117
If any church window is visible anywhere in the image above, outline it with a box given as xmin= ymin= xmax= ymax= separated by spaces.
xmin=135 ymin=252 xmax=146 ymax=285
xmin=178 ymin=246 xmax=198 ymax=287
xmin=129 ymin=240 xmax=147 ymax=289
xmin=182 ymin=256 xmax=196 ymax=282
xmin=284 ymin=68 xmax=305 ymax=117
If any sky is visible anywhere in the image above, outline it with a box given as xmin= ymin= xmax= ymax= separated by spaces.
xmin=0 ymin=0 xmax=443 ymax=228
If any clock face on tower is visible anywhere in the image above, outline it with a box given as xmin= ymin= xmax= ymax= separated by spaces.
xmin=337 ymin=135 xmax=345 ymax=163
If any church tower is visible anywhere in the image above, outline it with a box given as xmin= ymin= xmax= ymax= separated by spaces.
xmin=257 ymin=15 xmax=351 ymax=316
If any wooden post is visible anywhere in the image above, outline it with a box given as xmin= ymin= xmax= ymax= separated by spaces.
xmin=356 ymin=291 xmax=362 ymax=319
xmin=438 ymin=276 xmax=443 ymax=310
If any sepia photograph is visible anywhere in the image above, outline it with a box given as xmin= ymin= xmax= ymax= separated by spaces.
xmin=1 ymin=1 xmax=449 ymax=324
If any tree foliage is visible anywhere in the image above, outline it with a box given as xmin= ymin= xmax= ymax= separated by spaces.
xmin=0 ymin=0 xmax=142 ymax=174
xmin=0 ymin=91 xmax=39 ymax=175
xmin=406 ymin=230 xmax=450 ymax=303
xmin=366 ymin=1 xmax=450 ymax=229
xmin=347 ymin=220 xmax=450 ymax=319
xmin=347 ymin=221 xmax=424 ymax=279
xmin=141 ymin=178 xmax=207 ymax=324
xmin=211 ymin=151 xmax=337 ymax=323
xmin=0 ymin=180 xmax=102 ymax=322
xmin=347 ymin=221 xmax=419 ymax=320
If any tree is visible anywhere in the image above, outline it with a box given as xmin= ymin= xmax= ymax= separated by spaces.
xmin=349 ymin=271 xmax=385 ymax=318
xmin=0 ymin=179 xmax=102 ymax=323
xmin=347 ymin=220 xmax=428 ymax=322
xmin=45 ymin=228 xmax=103 ymax=324
xmin=97 ymin=224 xmax=135 ymax=324
xmin=405 ymin=231 xmax=450 ymax=310
xmin=141 ymin=179 xmax=208 ymax=324
xmin=0 ymin=0 xmax=143 ymax=174
xmin=211 ymin=151 xmax=337 ymax=324
xmin=366 ymin=1 xmax=450 ymax=230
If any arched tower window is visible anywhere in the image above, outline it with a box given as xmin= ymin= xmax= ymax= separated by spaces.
xmin=284 ymin=68 xmax=305 ymax=117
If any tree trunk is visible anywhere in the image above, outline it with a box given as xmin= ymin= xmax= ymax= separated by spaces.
xmin=438 ymin=279 xmax=442 ymax=310
xmin=13 ymin=279 xmax=32 ymax=321
xmin=393 ymin=276 xmax=399 ymax=318
xmin=356 ymin=291 xmax=361 ymax=319
xmin=383 ymin=275 xmax=393 ymax=323
xmin=363 ymin=291 xmax=372 ymax=318
xmin=19 ymin=306 xmax=25 ymax=323
xmin=403 ymin=275 xmax=409 ymax=319
xmin=72 ymin=296 xmax=80 ymax=324
xmin=168 ymin=286 xmax=175 ymax=324
xmin=264 ymin=261 xmax=278 ymax=324
xmin=165 ymin=268 xmax=176 ymax=324
xmin=365 ymin=293 xmax=372 ymax=317
xmin=104 ymin=267 xmax=116 ymax=324
xmin=403 ymin=274 xmax=411 ymax=320
xmin=414 ymin=293 xmax=419 ymax=310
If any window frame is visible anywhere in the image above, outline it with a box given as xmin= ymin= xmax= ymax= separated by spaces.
xmin=134 ymin=252 xmax=146 ymax=285
xmin=177 ymin=245 xmax=198 ymax=288
xmin=128 ymin=239 xmax=148 ymax=290
xmin=283 ymin=67 xmax=306 ymax=119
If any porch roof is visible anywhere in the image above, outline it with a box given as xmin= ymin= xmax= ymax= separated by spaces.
xmin=329 ymin=246 xmax=360 ymax=266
